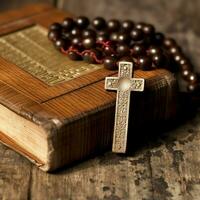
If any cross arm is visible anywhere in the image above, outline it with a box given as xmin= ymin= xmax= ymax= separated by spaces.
xmin=130 ymin=78 xmax=145 ymax=91
xmin=105 ymin=77 xmax=119 ymax=90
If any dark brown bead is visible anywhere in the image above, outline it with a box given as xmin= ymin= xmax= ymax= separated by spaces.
xmin=68 ymin=50 xmax=82 ymax=60
xmin=148 ymin=46 xmax=161 ymax=55
xmin=187 ymin=83 xmax=199 ymax=92
xmin=138 ymin=56 xmax=152 ymax=71
xmin=121 ymin=20 xmax=134 ymax=32
xmin=153 ymin=32 xmax=164 ymax=44
xmin=62 ymin=18 xmax=74 ymax=30
xmin=117 ymin=33 xmax=130 ymax=44
xmin=174 ymin=53 xmax=183 ymax=62
xmin=71 ymin=37 xmax=82 ymax=46
xmin=62 ymin=29 xmax=72 ymax=39
xmin=54 ymin=39 xmax=68 ymax=50
xmin=164 ymin=38 xmax=176 ymax=48
xmin=92 ymin=17 xmax=106 ymax=30
xmin=130 ymin=28 xmax=144 ymax=41
xmin=82 ymin=29 xmax=96 ymax=38
xmin=110 ymin=32 xmax=119 ymax=42
xmin=107 ymin=19 xmax=120 ymax=32
xmin=182 ymin=69 xmax=190 ymax=80
xmin=169 ymin=46 xmax=180 ymax=54
xmin=82 ymin=37 xmax=95 ymax=49
xmin=71 ymin=28 xmax=81 ymax=37
xmin=132 ymin=44 xmax=146 ymax=56
xmin=116 ymin=44 xmax=130 ymax=56
xmin=135 ymin=22 xmax=145 ymax=30
xmin=152 ymin=54 xmax=165 ymax=67
xmin=82 ymin=49 xmax=101 ymax=63
xmin=48 ymin=30 xmax=60 ymax=41
xmin=180 ymin=64 xmax=191 ymax=71
xmin=119 ymin=56 xmax=134 ymax=63
xmin=96 ymin=35 xmax=107 ymax=42
xmin=50 ymin=22 xmax=62 ymax=31
xmin=179 ymin=58 xmax=188 ymax=66
xmin=143 ymin=24 xmax=155 ymax=35
xmin=188 ymin=72 xmax=198 ymax=83
xmin=104 ymin=45 xmax=115 ymax=55
xmin=75 ymin=16 xmax=89 ymax=29
xmin=104 ymin=56 xmax=117 ymax=70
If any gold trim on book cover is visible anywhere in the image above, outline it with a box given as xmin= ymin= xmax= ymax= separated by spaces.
xmin=0 ymin=25 xmax=102 ymax=86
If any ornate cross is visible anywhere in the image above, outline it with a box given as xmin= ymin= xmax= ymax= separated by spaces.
xmin=105 ymin=61 xmax=145 ymax=153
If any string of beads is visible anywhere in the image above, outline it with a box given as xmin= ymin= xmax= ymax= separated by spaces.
xmin=48 ymin=16 xmax=199 ymax=93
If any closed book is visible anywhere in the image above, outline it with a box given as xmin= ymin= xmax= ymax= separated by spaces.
xmin=0 ymin=4 xmax=177 ymax=171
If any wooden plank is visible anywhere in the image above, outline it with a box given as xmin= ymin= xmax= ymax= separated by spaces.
xmin=0 ymin=3 xmax=54 ymax=25
xmin=0 ymin=1 xmax=54 ymax=12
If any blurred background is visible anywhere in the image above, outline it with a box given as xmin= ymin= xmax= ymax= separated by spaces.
xmin=1 ymin=0 xmax=200 ymax=71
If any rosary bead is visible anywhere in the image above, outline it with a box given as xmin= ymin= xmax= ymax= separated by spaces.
xmin=110 ymin=32 xmax=119 ymax=42
xmin=71 ymin=27 xmax=81 ymax=37
xmin=164 ymin=38 xmax=176 ymax=48
xmin=143 ymin=24 xmax=155 ymax=35
xmin=152 ymin=54 xmax=165 ymax=67
xmin=138 ymin=56 xmax=152 ymax=70
xmin=188 ymin=72 xmax=198 ymax=83
xmin=48 ymin=30 xmax=60 ymax=41
xmin=82 ymin=29 xmax=96 ymax=38
xmin=54 ymin=38 xmax=68 ymax=50
xmin=117 ymin=33 xmax=130 ymax=44
xmin=92 ymin=17 xmax=106 ymax=30
xmin=75 ymin=16 xmax=89 ymax=29
xmin=104 ymin=44 xmax=115 ymax=55
xmin=82 ymin=37 xmax=96 ymax=49
xmin=62 ymin=29 xmax=72 ymax=40
xmin=169 ymin=46 xmax=180 ymax=54
xmin=107 ymin=19 xmax=120 ymax=32
xmin=132 ymin=44 xmax=146 ymax=56
xmin=182 ymin=69 xmax=190 ymax=80
xmin=174 ymin=53 xmax=183 ymax=62
xmin=130 ymin=28 xmax=144 ymax=41
xmin=187 ymin=83 xmax=199 ymax=92
xmin=116 ymin=44 xmax=130 ymax=56
xmin=148 ymin=46 xmax=161 ymax=55
xmin=68 ymin=50 xmax=82 ymax=60
xmin=82 ymin=49 xmax=101 ymax=63
xmin=153 ymin=32 xmax=164 ymax=44
xmin=62 ymin=17 xmax=74 ymax=30
xmin=119 ymin=56 xmax=134 ymax=62
xmin=121 ymin=20 xmax=134 ymax=32
xmin=71 ymin=37 xmax=82 ymax=46
xmin=50 ymin=22 xmax=62 ymax=31
xmin=104 ymin=56 xmax=117 ymax=70
xmin=135 ymin=22 xmax=145 ymax=30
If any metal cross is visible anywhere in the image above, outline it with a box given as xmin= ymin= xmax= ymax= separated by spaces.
xmin=105 ymin=61 xmax=145 ymax=153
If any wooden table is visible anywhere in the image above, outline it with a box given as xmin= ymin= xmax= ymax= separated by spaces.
xmin=1 ymin=110 xmax=200 ymax=200
xmin=1 ymin=4 xmax=200 ymax=200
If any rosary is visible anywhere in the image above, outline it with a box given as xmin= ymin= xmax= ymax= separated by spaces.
xmin=48 ymin=16 xmax=200 ymax=153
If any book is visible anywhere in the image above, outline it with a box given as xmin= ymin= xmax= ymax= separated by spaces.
xmin=0 ymin=4 xmax=177 ymax=171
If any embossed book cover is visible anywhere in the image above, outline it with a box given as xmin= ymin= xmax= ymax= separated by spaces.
xmin=0 ymin=5 xmax=177 ymax=171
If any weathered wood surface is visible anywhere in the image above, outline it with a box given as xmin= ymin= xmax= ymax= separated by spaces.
xmin=1 ymin=110 xmax=200 ymax=200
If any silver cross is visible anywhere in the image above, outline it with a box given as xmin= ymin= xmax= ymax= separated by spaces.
xmin=105 ymin=61 xmax=145 ymax=153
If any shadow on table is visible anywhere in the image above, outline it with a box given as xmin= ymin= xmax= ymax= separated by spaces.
xmin=54 ymin=92 xmax=199 ymax=174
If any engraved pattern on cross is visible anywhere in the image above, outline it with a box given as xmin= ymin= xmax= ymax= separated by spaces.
xmin=105 ymin=61 xmax=145 ymax=153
